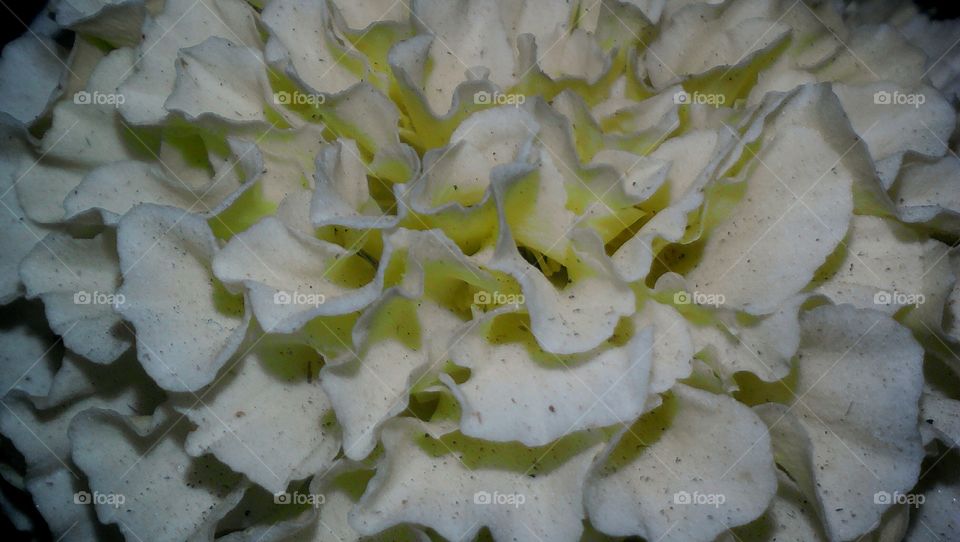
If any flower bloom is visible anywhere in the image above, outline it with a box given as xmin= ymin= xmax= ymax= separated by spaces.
xmin=1 ymin=1 xmax=959 ymax=541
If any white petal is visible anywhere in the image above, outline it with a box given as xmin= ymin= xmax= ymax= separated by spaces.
xmin=611 ymin=129 xmax=724 ymax=282
xmin=817 ymin=25 xmax=926 ymax=86
xmin=351 ymin=418 xmax=604 ymax=542
xmin=323 ymin=84 xmax=419 ymax=182
xmin=322 ymin=293 xmax=463 ymax=459
xmin=69 ymin=408 xmax=246 ymax=542
xmin=329 ymin=0 xmax=408 ymax=31
xmin=56 ymin=0 xmax=147 ymax=47
xmin=586 ymin=384 xmax=777 ymax=540
xmin=212 ymin=215 xmax=381 ymax=333
xmin=229 ymin=122 xmax=325 ymax=205
xmin=0 ymin=34 xmax=68 ymax=125
xmin=118 ymin=0 xmax=261 ymax=124
xmin=19 ymin=231 xmax=131 ymax=364
xmin=311 ymin=139 xmax=401 ymax=229
xmin=445 ymin=310 xmax=653 ymax=446
xmin=813 ymin=215 xmax=954 ymax=329
xmin=407 ymin=105 xmax=538 ymax=214
xmin=490 ymin=225 xmax=635 ymax=355
xmin=410 ymin=0 xmax=517 ymax=115
xmin=686 ymin=85 xmax=860 ymax=315
xmin=0 ymin=302 xmax=58 ymax=397
xmin=179 ymin=342 xmax=340 ymax=494
xmin=904 ymin=450 xmax=960 ymax=541
xmin=0 ymin=122 xmax=51 ymax=303
xmin=919 ymin=391 xmax=960 ymax=448
xmin=64 ymin=159 xmax=254 ymax=225
xmin=165 ymin=37 xmax=273 ymax=124
xmin=645 ymin=1 xmax=789 ymax=89
xmin=117 ymin=204 xmax=248 ymax=391
xmin=284 ymin=462 xmax=430 ymax=541
xmin=42 ymin=47 xmax=138 ymax=167
xmin=262 ymin=0 xmax=363 ymax=95
xmin=833 ymin=82 xmax=954 ymax=188
xmin=724 ymin=471 xmax=826 ymax=542
xmin=893 ymin=154 xmax=960 ymax=232
xmin=0 ymin=356 xmax=160 ymax=540
xmin=14 ymin=159 xmax=85 ymax=224
xmin=687 ymin=293 xmax=805 ymax=382
xmin=634 ymin=299 xmax=693 ymax=395
xmin=755 ymin=303 xmax=925 ymax=541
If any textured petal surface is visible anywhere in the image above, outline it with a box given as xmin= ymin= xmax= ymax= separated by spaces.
xmin=179 ymin=341 xmax=340 ymax=494
xmin=755 ymin=304 xmax=925 ymax=541
xmin=686 ymin=85 xmax=863 ymax=315
xmin=70 ymin=408 xmax=245 ymax=542
xmin=586 ymin=384 xmax=777 ymax=541
xmin=212 ymin=215 xmax=379 ymax=333
xmin=117 ymin=204 xmax=248 ymax=391
xmin=0 ymin=34 xmax=67 ymax=125
xmin=20 ymin=231 xmax=130 ymax=364
xmin=118 ymin=0 xmax=261 ymax=124
xmin=351 ymin=418 xmax=604 ymax=542
xmin=445 ymin=310 xmax=653 ymax=446
xmin=322 ymin=293 xmax=463 ymax=459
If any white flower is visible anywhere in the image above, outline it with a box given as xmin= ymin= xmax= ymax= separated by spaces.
xmin=1 ymin=1 xmax=958 ymax=541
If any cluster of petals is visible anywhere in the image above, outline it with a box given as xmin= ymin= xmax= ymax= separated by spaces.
xmin=1 ymin=1 xmax=959 ymax=541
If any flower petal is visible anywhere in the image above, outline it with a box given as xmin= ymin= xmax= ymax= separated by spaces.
xmin=0 ymin=34 xmax=68 ymax=126
xmin=70 ymin=407 xmax=246 ymax=542
xmin=445 ymin=309 xmax=653 ymax=446
xmin=754 ymin=303 xmax=925 ymax=541
xmin=178 ymin=340 xmax=340 ymax=494
xmin=585 ymin=384 xmax=777 ymax=540
xmin=351 ymin=418 xmax=605 ymax=542
xmin=117 ymin=204 xmax=248 ymax=391
xmin=165 ymin=37 xmax=273 ymax=124
xmin=19 ymin=231 xmax=131 ymax=364
xmin=685 ymin=84 xmax=862 ymax=315
xmin=118 ymin=0 xmax=261 ymax=124
xmin=212 ymin=215 xmax=380 ymax=333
